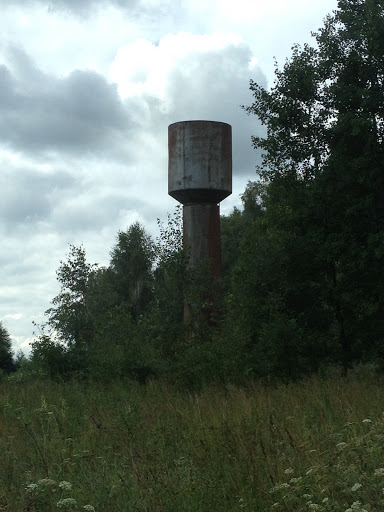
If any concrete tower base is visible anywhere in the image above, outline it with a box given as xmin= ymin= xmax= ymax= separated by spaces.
xmin=183 ymin=203 xmax=221 ymax=278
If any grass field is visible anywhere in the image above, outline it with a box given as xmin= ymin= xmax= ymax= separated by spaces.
xmin=1 ymin=367 xmax=384 ymax=511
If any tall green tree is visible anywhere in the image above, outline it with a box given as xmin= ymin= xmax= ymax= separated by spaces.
xmin=110 ymin=222 xmax=155 ymax=319
xmin=0 ymin=322 xmax=15 ymax=373
xmin=243 ymin=0 xmax=384 ymax=373
xmin=45 ymin=245 xmax=98 ymax=346
xmin=152 ymin=207 xmax=186 ymax=348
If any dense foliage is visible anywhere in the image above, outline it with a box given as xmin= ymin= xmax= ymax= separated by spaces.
xmin=240 ymin=0 xmax=384 ymax=376
xmin=21 ymin=0 xmax=384 ymax=386
xmin=0 ymin=321 xmax=15 ymax=374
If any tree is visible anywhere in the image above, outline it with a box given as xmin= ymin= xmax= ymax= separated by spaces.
xmin=0 ymin=322 xmax=15 ymax=373
xmin=243 ymin=0 xmax=384 ymax=372
xmin=110 ymin=222 xmax=155 ymax=319
xmin=45 ymin=245 xmax=98 ymax=346
xmin=30 ymin=334 xmax=72 ymax=381
xmin=152 ymin=206 xmax=186 ymax=344
xmin=221 ymin=181 xmax=266 ymax=286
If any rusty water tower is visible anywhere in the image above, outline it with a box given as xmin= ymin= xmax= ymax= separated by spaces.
xmin=168 ymin=120 xmax=232 ymax=311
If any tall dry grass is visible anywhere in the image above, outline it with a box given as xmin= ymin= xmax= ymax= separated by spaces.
xmin=1 ymin=367 xmax=384 ymax=511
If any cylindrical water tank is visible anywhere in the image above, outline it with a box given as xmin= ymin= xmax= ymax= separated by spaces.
xmin=168 ymin=120 xmax=232 ymax=204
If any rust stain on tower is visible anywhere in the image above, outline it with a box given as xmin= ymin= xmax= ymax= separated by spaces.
xmin=168 ymin=120 xmax=232 ymax=323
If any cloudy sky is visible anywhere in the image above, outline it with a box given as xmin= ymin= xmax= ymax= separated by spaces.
xmin=0 ymin=0 xmax=337 ymax=355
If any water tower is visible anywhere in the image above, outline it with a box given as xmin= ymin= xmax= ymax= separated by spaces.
xmin=168 ymin=120 xmax=232 ymax=322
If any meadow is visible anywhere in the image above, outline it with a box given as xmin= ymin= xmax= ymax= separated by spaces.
xmin=1 ymin=367 xmax=384 ymax=511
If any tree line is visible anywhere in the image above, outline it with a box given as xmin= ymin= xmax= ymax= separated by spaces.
xmin=2 ymin=0 xmax=384 ymax=386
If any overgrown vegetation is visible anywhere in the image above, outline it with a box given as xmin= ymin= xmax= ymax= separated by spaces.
xmin=1 ymin=370 xmax=384 ymax=511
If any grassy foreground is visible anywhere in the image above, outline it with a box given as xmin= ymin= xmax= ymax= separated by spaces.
xmin=1 ymin=369 xmax=384 ymax=511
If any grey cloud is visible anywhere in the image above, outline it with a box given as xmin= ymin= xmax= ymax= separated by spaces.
xmin=0 ymin=162 xmax=76 ymax=227
xmin=48 ymin=0 xmax=138 ymax=10
xmin=0 ymin=48 xmax=132 ymax=155
xmin=0 ymin=66 xmax=15 ymax=107
xmin=0 ymin=296 xmax=21 ymax=306
xmin=0 ymin=257 xmax=43 ymax=278
xmin=4 ymin=46 xmax=46 ymax=91
xmin=52 ymin=192 xmax=148 ymax=233
xmin=2 ymin=0 xmax=160 ymax=18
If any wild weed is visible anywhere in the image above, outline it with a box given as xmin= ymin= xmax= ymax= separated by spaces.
xmin=0 ymin=369 xmax=383 ymax=511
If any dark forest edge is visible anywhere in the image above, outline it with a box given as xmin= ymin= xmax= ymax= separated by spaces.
xmin=2 ymin=0 xmax=384 ymax=387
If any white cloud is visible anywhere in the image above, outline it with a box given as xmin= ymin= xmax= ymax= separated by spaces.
xmin=8 ymin=336 xmax=35 ymax=355
xmin=4 ymin=313 xmax=23 ymax=320
xmin=109 ymin=32 xmax=244 ymax=100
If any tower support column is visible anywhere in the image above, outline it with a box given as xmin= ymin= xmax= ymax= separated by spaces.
xmin=183 ymin=203 xmax=221 ymax=278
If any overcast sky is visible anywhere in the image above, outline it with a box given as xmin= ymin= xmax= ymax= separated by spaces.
xmin=0 ymin=0 xmax=338 ymax=355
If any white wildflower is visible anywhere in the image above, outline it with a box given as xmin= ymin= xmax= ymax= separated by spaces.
xmin=308 ymin=504 xmax=321 ymax=511
xmin=351 ymin=483 xmax=362 ymax=492
xmin=284 ymin=468 xmax=294 ymax=475
xmin=59 ymin=481 xmax=72 ymax=490
xmin=303 ymin=494 xmax=313 ymax=499
xmin=83 ymin=506 xmax=95 ymax=511
xmin=57 ymin=498 xmax=77 ymax=508
xmin=289 ymin=477 xmax=302 ymax=484
xmin=270 ymin=482 xmax=290 ymax=493
xmin=374 ymin=468 xmax=384 ymax=476
xmin=26 ymin=483 xmax=38 ymax=492
xmin=322 ymin=497 xmax=329 ymax=503
xmin=347 ymin=500 xmax=368 ymax=512
xmin=362 ymin=418 xmax=372 ymax=424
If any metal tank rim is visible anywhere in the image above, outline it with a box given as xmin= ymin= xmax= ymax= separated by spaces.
xmin=168 ymin=120 xmax=232 ymax=127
